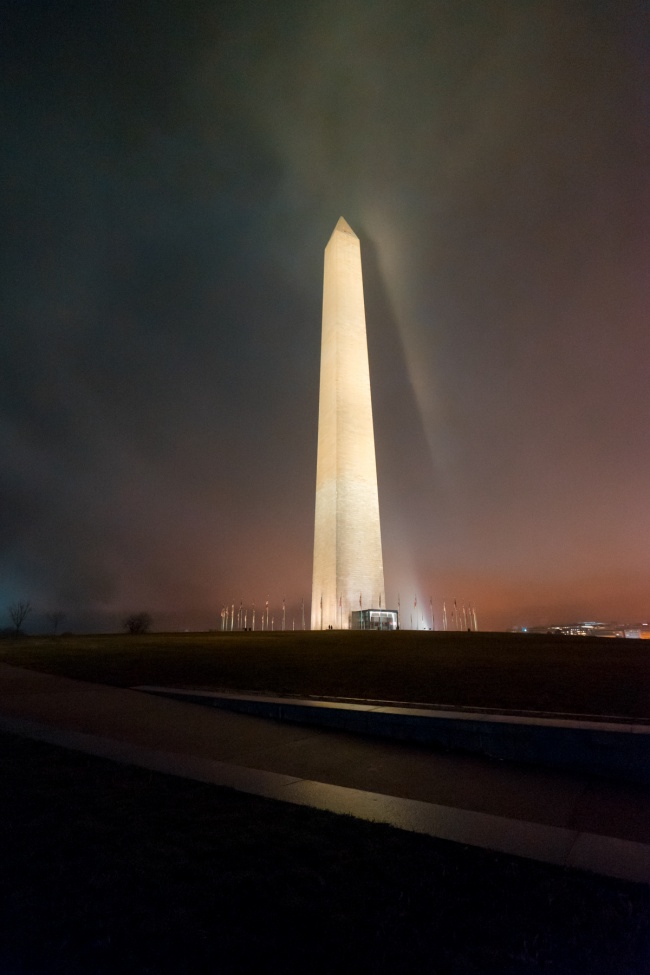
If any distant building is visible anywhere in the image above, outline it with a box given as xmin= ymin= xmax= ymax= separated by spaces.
xmin=516 ymin=621 xmax=650 ymax=639
xmin=350 ymin=609 xmax=398 ymax=630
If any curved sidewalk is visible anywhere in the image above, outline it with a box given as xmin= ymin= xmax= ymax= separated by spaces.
xmin=0 ymin=662 xmax=648 ymax=884
xmin=137 ymin=685 xmax=650 ymax=784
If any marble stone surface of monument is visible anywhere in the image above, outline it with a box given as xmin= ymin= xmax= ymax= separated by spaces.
xmin=311 ymin=217 xmax=385 ymax=629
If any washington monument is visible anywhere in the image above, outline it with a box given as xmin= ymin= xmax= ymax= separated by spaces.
xmin=311 ymin=217 xmax=385 ymax=629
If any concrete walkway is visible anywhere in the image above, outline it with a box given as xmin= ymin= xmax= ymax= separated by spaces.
xmin=136 ymin=685 xmax=650 ymax=784
xmin=0 ymin=662 xmax=648 ymax=884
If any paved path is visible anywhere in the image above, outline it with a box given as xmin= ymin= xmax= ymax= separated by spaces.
xmin=137 ymin=685 xmax=650 ymax=784
xmin=0 ymin=662 xmax=648 ymax=883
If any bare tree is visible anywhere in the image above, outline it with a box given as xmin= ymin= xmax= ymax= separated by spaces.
xmin=46 ymin=611 xmax=66 ymax=636
xmin=8 ymin=601 xmax=31 ymax=634
xmin=124 ymin=612 xmax=152 ymax=635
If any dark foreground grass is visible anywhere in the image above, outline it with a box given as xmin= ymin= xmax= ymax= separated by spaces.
xmin=1 ymin=630 xmax=649 ymax=718
xmin=0 ymin=732 xmax=648 ymax=975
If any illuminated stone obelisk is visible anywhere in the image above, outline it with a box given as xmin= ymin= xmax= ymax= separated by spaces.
xmin=311 ymin=217 xmax=385 ymax=629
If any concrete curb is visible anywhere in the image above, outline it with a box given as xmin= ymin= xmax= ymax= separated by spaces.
xmin=1 ymin=713 xmax=648 ymax=885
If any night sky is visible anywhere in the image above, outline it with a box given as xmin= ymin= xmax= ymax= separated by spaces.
xmin=2 ymin=0 xmax=648 ymax=632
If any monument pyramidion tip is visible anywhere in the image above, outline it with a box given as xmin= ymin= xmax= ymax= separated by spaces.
xmin=332 ymin=216 xmax=358 ymax=238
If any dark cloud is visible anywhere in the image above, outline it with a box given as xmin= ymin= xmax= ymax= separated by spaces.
xmin=1 ymin=0 xmax=648 ymax=630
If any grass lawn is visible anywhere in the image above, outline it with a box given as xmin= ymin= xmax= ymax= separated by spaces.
xmin=1 ymin=630 xmax=649 ymax=718
xmin=0 ymin=730 xmax=648 ymax=975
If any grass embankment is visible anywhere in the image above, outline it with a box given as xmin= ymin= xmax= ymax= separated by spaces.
xmin=0 ymin=730 xmax=648 ymax=975
xmin=1 ymin=630 xmax=649 ymax=718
